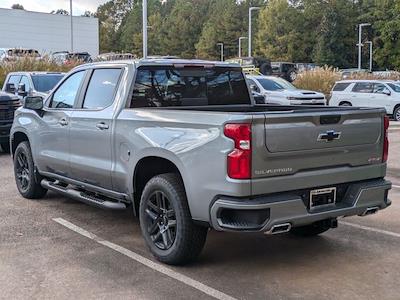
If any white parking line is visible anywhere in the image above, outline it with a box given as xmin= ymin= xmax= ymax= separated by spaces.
xmin=392 ymin=185 xmax=400 ymax=189
xmin=53 ymin=218 xmax=237 ymax=300
xmin=340 ymin=221 xmax=400 ymax=239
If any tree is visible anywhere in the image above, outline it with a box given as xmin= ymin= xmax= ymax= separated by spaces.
xmin=310 ymin=0 xmax=357 ymax=68
xmin=51 ymin=9 xmax=69 ymax=15
xmin=81 ymin=11 xmax=94 ymax=17
xmin=11 ymin=4 xmax=24 ymax=10
xmin=96 ymin=0 xmax=135 ymax=53
xmin=254 ymin=0 xmax=309 ymax=62
xmin=161 ymin=0 xmax=212 ymax=58
xmin=196 ymin=0 xmax=246 ymax=60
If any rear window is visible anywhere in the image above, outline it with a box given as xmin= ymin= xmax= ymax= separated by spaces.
xmin=333 ymin=82 xmax=351 ymax=91
xmin=130 ymin=66 xmax=251 ymax=108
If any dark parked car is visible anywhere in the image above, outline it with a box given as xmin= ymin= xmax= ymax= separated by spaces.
xmin=0 ymin=91 xmax=20 ymax=152
xmin=67 ymin=52 xmax=92 ymax=63
xmin=271 ymin=62 xmax=298 ymax=82
xmin=2 ymin=72 xmax=65 ymax=99
xmin=232 ymin=57 xmax=272 ymax=75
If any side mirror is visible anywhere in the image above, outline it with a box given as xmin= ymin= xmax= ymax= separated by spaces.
xmin=5 ymin=83 xmax=16 ymax=94
xmin=252 ymin=92 xmax=266 ymax=104
xmin=17 ymin=83 xmax=27 ymax=97
xmin=249 ymin=84 xmax=257 ymax=92
xmin=24 ymin=96 xmax=44 ymax=111
xmin=383 ymin=89 xmax=391 ymax=96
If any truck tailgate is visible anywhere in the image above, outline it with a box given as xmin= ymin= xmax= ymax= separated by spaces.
xmin=252 ymin=109 xmax=385 ymax=180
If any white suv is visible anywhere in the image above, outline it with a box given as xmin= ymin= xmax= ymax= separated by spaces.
xmin=330 ymin=80 xmax=400 ymax=121
xmin=246 ymin=75 xmax=326 ymax=106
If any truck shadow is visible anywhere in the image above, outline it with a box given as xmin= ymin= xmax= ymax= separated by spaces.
xmin=44 ymin=191 xmax=354 ymax=272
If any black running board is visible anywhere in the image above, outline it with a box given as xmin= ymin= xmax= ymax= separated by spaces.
xmin=41 ymin=179 xmax=127 ymax=210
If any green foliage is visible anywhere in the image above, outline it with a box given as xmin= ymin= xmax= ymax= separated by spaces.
xmin=91 ymin=0 xmax=400 ymax=70
xmin=11 ymin=4 xmax=24 ymax=10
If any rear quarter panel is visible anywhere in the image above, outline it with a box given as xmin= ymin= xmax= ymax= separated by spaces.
xmin=113 ymin=109 xmax=252 ymax=221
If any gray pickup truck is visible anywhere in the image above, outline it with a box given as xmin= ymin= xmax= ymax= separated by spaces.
xmin=10 ymin=59 xmax=391 ymax=265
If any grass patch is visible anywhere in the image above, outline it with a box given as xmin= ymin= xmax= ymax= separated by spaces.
xmin=0 ymin=57 xmax=82 ymax=87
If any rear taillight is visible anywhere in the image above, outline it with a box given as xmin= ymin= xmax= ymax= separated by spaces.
xmin=383 ymin=115 xmax=389 ymax=162
xmin=224 ymin=123 xmax=252 ymax=179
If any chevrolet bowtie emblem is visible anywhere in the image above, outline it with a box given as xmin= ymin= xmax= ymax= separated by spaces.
xmin=318 ymin=130 xmax=341 ymax=142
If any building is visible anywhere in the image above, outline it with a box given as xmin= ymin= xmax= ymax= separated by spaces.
xmin=0 ymin=8 xmax=99 ymax=56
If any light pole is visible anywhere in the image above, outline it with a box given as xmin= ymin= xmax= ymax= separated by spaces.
xmin=69 ymin=0 xmax=73 ymax=52
xmin=142 ymin=0 xmax=148 ymax=58
xmin=217 ymin=43 xmax=224 ymax=61
xmin=357 ymin=23 xmax=371 ymax=70
xmin=238 ymin=37 xmax=247 ymax=57
xmin=248 ymin=7 xmax=260 ymax=58
xmin=365 ymin=41 xmax=373 ymax=72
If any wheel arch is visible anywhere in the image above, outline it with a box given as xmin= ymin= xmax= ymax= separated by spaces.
xmin=339 ymin=100 xmax=352 ymax=106
xmin=11 ymin=131 xmax=30 ymax=156
xmin=132 ymin=156 xmax=186 ymax=216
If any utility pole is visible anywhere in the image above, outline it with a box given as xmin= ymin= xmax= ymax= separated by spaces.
xmin=357 ymin=23 xmax=371 ymax=70
xmin=217 ymin=43 xmax=224 ymax=61
xmin=365 ymin=41 xmax=373 ymax=72
xmin=248 ymin=7 xmax=260 ymax=58
xmin=70 ymin=0 xmax=73 ymax=52
xmin=238 ymin=37 xmax=247 ymax=57
xmin=142 ymin=0 xmax=148 ymax=58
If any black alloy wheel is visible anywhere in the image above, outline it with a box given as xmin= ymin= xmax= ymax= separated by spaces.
xmin=145 ymin=191 xmax=177 ymax=250
xmin=15 ymin=151 xmax=30 ymax=193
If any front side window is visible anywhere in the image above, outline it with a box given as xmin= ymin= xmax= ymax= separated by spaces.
xmin=82 ymin=68 xmax=121 ymax=109
xmin=373 ymin=83 xmax=390 ymax=94
xmin=19 ymin=76 xmax=31 ymax=91
xmin=130 ymin=66 xmax=250 ymax=108
xmin=352 ymin=82 xmax=373 ymax=93
xmin=247 ymin=79 xmax=260 ymax=92
xmin=50 ymin=71 xmax=85 ymax=109
xmin=7 ymin=75 xmax=21 ymax=86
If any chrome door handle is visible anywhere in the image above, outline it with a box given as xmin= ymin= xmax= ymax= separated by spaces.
xmin=58 ymin=118 xmax=68 ymax=126
xmin=96 ymin=122 xmax=109 ymax=130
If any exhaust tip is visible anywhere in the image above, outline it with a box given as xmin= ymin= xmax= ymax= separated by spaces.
xmin=360 ymin=206 xmax=380 ymax=217
xmin=266 ymin=223 xmax=292 ymax=235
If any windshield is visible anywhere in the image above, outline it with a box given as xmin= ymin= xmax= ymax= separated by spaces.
xmin=32 ymin=74 xmax=64 ymax=93
xmin=257 ymin=77 xmax=296 ymax=91
xmin=388 ymin=83 xmax=400 ymax=93
xmin=131 ymin=66 xmax=251 ymax=107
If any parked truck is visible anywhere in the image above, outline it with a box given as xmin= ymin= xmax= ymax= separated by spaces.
xmin=11 ymin=59 xmax=392 ymax=265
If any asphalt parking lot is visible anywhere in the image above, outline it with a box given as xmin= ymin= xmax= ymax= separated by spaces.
xmin=1 ymin=126 xmax=399 ymax=300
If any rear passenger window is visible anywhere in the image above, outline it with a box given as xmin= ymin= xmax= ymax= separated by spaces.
xmin=352 ymin=82 xmax=373 ymax=93
xmin=82 ymin=69 xmax=121 ymax=109
xmin=333 ymin=82 xmax=351 ymax=91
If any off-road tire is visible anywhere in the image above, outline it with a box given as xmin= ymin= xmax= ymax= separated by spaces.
xmin=139 ymin=173 xmax=208 ymax=265
xmin=290 ymin=221 xmax=331 ymax=237
xmin=13 ymin=141 xmax=47 ymax=199
xmin=339 ymin=101 xmax=352 ymax=106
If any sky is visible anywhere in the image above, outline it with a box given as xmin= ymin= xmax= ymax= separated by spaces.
xmin=0 ymin=0 xmax=109 ymax=16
